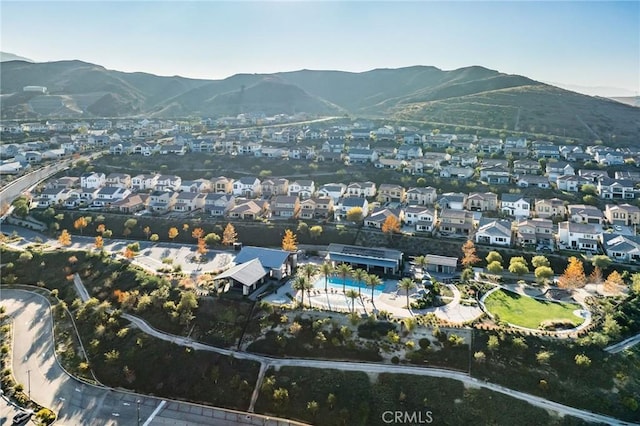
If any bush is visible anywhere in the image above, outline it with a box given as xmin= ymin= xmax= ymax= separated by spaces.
xmin=418 ymin=338 xmax=431 ymax=349
xmin=391 ymin=356 xmax=400 ymax=364
xmin=357 ymin=322 xmax=397 ymax=339
xmin=36 ymin=408 xmax=56 ymax=425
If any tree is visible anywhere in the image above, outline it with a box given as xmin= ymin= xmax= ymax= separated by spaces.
xmin=535 ymin=266 xmax=554 ymax=284
xmin=11 ymin=196 xmax=30 ymax=218
xmin=320 ymin=262 xmax=333 ymax=292
xmin=58 ymin=229 xmax=71 ymax=246
xmin=123 ymin=247 xmax=135 ymax=259
xmin=222 ymin=223 xmax=237 ymax=246
xmin=309 ymin=225 xmax=323 ymax=239
xmin=204 ymin=233 xmax=220 ymax=247
xmin=346 ymin=289 xmax=359 ymax=313
xmin=182 ymin=223 xmax=190 ymax=232
xmin=196 ymin=238 xmax=208 ymax=258
xmin=306 ymin=400 xmax=319 ymax=419
xmin=508 ymin=257 xmax=529 ymax=277
xmin=461 ymin=240 xmax=480 ymax=268
xmin=631 ymin=273 xmax=640 ymax=294
xmin=381 ymin=215 xmax=401 ymax=234
xmin=300 ymin=263 xmax=317 ymax=282
xmin=124 ymin=218 xmax=137 ymax=230
xmin=346 ymin=207 xmax=363 ymax=222
xmin=591 ymin=255 xmax=612 ymax=286
xmin=150 ymin=233 xmax=159 ymax=243
xmin=487 ymin=261 xmax=503 ymax=275
xmin=292 ymin=275 xmax=312 ymax=308
xmin=536 ymin=350 xmax=553 ymax=365
xmin=281 ymin=229 xmax=298 ymax=252
xmin=103 ymin=229 xmax=113 ymax=239
xmin=557 ymin=256 xmax=586 ymax=289
xmin=336 ymin=263 xmax=353 ymax=293
xmin=74 ymin=217 xmax=88 ymax=235
xmin=168 ymin=227 xmax=179 ymax=241
xmin=531 ymin=255 xmax=550 ymax=268
xmin=487 ymin=335 xmax=500 ymax=352
xmin=365 ymin=274 xmax=382 ymax=301
xmin=413 ymin=255 xmax=428 ymax=271
xmin=143 ymin=226 xmax=151 ymax=239
xmin=94 ymin=235 xmax=104 ymax=250
xmin=352 ymin=268 xmax=368 ymax=297
xmin=581 ymin=184 xmax=597 ymax=195
xmin=192 ymin=227 xmax=204 ymax=240
xmin=486 ymin=251 xmax=503 ymax=265
xmin=96 ymin=224 xmax=106 ymax=234
xmin=575 ymin=354 xmax=591 ymax=367
xmin=583 ymin=195 xmax=599 ymax=206
xmin=397 ymin=277 xmax=416 ymax=309
xmin=604 ymin=270 xmax=624 ymax=292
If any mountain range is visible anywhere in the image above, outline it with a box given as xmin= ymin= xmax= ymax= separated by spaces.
xmin=1 ymin=58 xmax=638 ymax=145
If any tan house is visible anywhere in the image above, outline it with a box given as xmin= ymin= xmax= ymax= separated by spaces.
xmin=113 ymin=194 xmax=148 ymax=213
xmin=378 ymin=184 xmax=406 ymax=203
xmin=261 ymin=178 xmax=289 ymax=197
xmin=405 ymin=186 xmax=437 ymax=205
xmin=465 ymin=192 xmax=498 ymax=212
xmin=212 ymin=176 xmax=234 ymax=194
xmin=535 ymin=198 xmax=566 ymax=219
xmin=605 ymin=203 xmax=640 ymax=226
xmin=228 ymin=199 xmax=267 ymax=220
xmin=271 ymin=195 xmax=300 ymax=219
xmin=438 ymin=209 xmax=474 ymax=237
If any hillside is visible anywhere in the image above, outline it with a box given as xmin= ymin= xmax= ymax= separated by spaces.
xmin=0 ymin=52 xmax=32 ymax=62
xmin=1 ymin=59 xmax=637 ymax=145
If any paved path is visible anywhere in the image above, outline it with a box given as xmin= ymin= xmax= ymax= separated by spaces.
xmin=2 ymin=290 xmax=305 ymax=426
xmin=605 ymin=333 xmax=640 ymax=354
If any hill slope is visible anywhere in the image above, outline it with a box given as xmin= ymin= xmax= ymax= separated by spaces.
xmin=1 ymin=59 xmax=637 ymax=145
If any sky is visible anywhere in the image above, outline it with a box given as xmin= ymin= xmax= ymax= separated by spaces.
xmin=1 ymin=1 xmax=639 ymax=96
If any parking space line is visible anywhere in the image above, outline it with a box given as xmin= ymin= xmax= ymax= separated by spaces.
xmin=142 ymin=400 xmax=166 ymax=426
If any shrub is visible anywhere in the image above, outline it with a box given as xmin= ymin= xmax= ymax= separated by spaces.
xmin=418 ymin=338 xmax=431 ymax=349
xmin=391 ymin=356 xmax=400 ymax=364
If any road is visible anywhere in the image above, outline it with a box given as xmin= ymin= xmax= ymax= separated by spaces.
xmin=2 ymin=290 xmax=306 ymax=426
xmin=605 ymin=332 xmax=640 ymax=354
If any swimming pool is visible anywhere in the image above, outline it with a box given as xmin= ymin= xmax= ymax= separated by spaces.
xmin=314 ymin=276 xmax=386 ymax=294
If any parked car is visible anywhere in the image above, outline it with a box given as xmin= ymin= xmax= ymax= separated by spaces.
xmin=12 ymin=410 xmax=33 ymax=425
xmin=614 ymin=225 xmax=623 ymax=231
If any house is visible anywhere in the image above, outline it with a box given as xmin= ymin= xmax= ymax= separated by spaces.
xmin=148 ymin=190 xmax=179 ymax=213
xmin=405 ymin=187 xmax=437 ymax=206
xmin=423 ymin=255 xmax=458 ymax=274
xmin=437 ymin=193 xmax=467 ymax=210
xmin=450 ymin=153 xmax=478 ymax=167
xmin=80 ymin=172 xmax=106 ymax=189
xmin=477 ymin=138 xmax=503 ymax=154
xmin=404 ymin=205 xmax=436 ymax=233
xmin=288 ymin=180 xmax=315 ymax=199
xmin=336 ymin=197 xmax=369 ymax=220
xmin=257 ymin=146 xmax=287 ymax=159
xmin=204 ymin=193 xmax=235 ymax=216
xmin=35 ymin=187 xmax=73 ymax=208
xmin=579 ymin=169 xmax=609 ymax=183
xmin=14 ymin=151 xmax=42 ymax=164
xmin=516 ymin=218 xmax=554 ymax=247
xmin=233 ymin=177 xmax=262 ymax=198
xmin=233 ymin=246 xmax=296 ymax=280
xmin=365 ymin=208 xmax=403 ymax=229
xmin=271 ymin=195 xmax=300 ymax=219
xmin=503 ymin=146 xmax=529 ymax=159
xmin=173 ymin=192 xmax=207 ymax=212
xmin=289 ymin=146 xmax=316 ymax=160
xmin=556 ymin=175 xmax=589 ymax=192
xmin=595 ymin=150 xmax=625 ymax=166
xmin=112 ymin=194 xmax=148 ymax=213
xmin=212 ymin=176 xmax=234 ymax=194
xmin=475 ymin=219 xmax=513 ymax=247
xmin=261 ymin=178 xmax=289 ymax=198
xmin=131 ymin=174 xmax=159 ymax=191
xmin=568 ymin=204 xmax=604 ymax=224
xmin=41 ymin=149 xmax=66 ymax=160
xmin=557 ymin=221 xmax=600 ymax=252
xmin=179 ymin=179 xmax=210 ymax=193
xmin=132 ymin=142 xmax=159 ymax=156
xmin=156 ymin=175 xmax=182 ymax=191
xmin=105 ymin=173 xmax=132 ymax=189
xmin=605 ymin=204 xmax=640 ymax=226
xmin=479 ymin=165 xmax=510 ymax=184
xmin=465 ymin=192 xmax=498 ymax=212
xmin=214 ymin=258 xmax=268 ymax=296
xmin=512 ymin=160 xmax=541 ymax=175
xmin=238 ymin=141 xmax=261 ymax=155
xmin=159 ymin=144 xmax=186 ymax=156
xmin=348 ymin=148 xmax=379 ymax=163
xmin=426 ymin=134 xmax=454 ymax=149
xmin=533 ymin=198 xmax=565 ymax=220
xmin=0 ymin=161 xmax=26 ymax=175
xmin=546 ymin=161 xmax=575 ymax=181
xmin=48 ymin=176 xmax=79 ymax=189
xmin=327 ymin=243 xmax=402 ymax=275
xmin=597 ymin=178 xmax=636 ymax=200
xmin=395 ymin=144 xmax=423 ymax=160
xmin=346 ymin=181 xmax=376 ymax=198
xmin=602 ymin=233 xmax=640 ymax=263
xmin=438 ymin=209 xmax=474 ymax=237
xmin=375 ymin=159 xmax=408 ymax=170
xmin=516 ymin=175 xmax=550 ymax=189
xmin=317 ymin=183 xmax=346 ymax=202
xmin=378 ymin=184 xmax=406 ymax=203
xmin=533 ymin=142 xmax=560 ymax=159
xmin=299 ymin=197 xmax=334 ymax=219
xmin=500 ymin=194 xmax=530 ymax=218
xmin=92 ymin=187 xmax=131 ymax=208
xmin=227 ymin=199 xmax=267 ymax=220
xmin=322 ymin=140 xmax=345 ymax=153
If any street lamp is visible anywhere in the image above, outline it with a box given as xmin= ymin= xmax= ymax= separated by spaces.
xmin=27 ymin=369 xmax=31 ymax=400
xmin=137 ymin=400 xmax=141 ymax=426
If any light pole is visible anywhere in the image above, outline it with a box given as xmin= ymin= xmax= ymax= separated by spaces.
xmin=137 ymin=399 xmax=141 ymax=426
xmin=27 ymin=369 xmax=31 ymax=400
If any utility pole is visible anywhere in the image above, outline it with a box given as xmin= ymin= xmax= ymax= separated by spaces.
xmin=137 ymin=399 xmax=141 ymax=426
xmin=27 ymin=369 xmax=31 ymax=400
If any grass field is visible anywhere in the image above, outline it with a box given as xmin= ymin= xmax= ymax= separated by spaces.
xmin=484 ymin=289 xmax=583 ymax=329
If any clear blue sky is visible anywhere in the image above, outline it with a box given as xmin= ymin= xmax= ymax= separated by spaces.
xmin=2 ymin=1 xmax=639 ymax=95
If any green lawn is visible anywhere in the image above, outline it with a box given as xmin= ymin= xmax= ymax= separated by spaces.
xmin=484 ymin=289 xmax=583 ymax=329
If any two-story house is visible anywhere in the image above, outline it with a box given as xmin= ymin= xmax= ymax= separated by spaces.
xmin=605 ymin=203 xmax=640 ymax=226
xmin=404 ymin=206 xmax=436 ymax=233
xmin=556 ymin=175 xmax=589 ymax=192
xmin=378 ymin=184 xmax=406 ymax=203
xmin=557 ymin=221 xmax=600 ymax=252
xmin=516 ymin=218 xmax=554 ymax=247
xmin=261 ymin=178 xmax=289 ymax=198
xmin=299 ymin=197 xmax=334 ymax=220
xmin=173 ymin=192 xmax=207 ymax=212
xmin=156 ymin=175 xmax=182 ymax=192
xmin=233 ymin=177 xmax=262 ymax=198
xmin=438 ymin=209 xmax=474 ymax=237
xmin=346 ymin=181 xmax=376 ymax=198
xmin=288 ymin=180 xmax=316 ymax=199
xmin=512 ymin=160 xmax=541 ymax=175
xmin=212 ymin=176 xmax=234 ymax=194
xmin=534 ymin=198 xmax=566 ymax=219
xmin=405 ymin=187 xmax=437 ymax=206
xmin=35 ymin=187 xmax=73 ymax=208
xmin=568 ymin=204 xmax=604 ymax=224
xmin=465 ymin=192 xmax=498 ymax=212
xmin=546 ymin=161 xmax=575 ymax=181
xmin=475 ymin=219 xmax=513 ymax=247
xmin=92 ymin=187 xmax=131 ymax=208
xmin=148 ymin=190 xmax=179 ymax=213
xmin=597 ymin=178 xmax=636 ymax=200
xmin=271 ymin=195 xmax=301 ymax=219
xmin=131 ymin=174 xmax=159 ymax=192
xmin=348 ymin=148 xmax=379 ymax=163
xmin=602 ymin=233 xmax=640 ymax=263
xmin=479 ymin=165 xmax=510 ymax=184
xmin=105 ymin=173 xmax=132 ymax=189
xmin=500 ymin=194 xmax=530 ymax=218
xmin=80 ymin=172 xmax=106 ymax=190
xmin=437 ymin=193 xmax=467 ymax=210
xmin=204 ymin=193 xmax=235 ymax=217
xmin=364 ymin=208 xmax=403 ymax=229
xmin=336 ymin=197 xmax=369 ymax=220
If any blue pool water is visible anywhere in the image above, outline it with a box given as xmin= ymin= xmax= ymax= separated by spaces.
xmin=314 ymin=276 xmax=386 ymax=294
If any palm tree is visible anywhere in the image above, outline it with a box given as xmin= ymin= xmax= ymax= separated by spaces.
xmin=320 ymin=262 xmax=334 ymax=292
xmin=345 ymin=289 xmax=359 ymax=314
xmin=414 ymin=255 xmax=428 ymax=273
xmin=398 ymin=277 xmax=417 ymax=309
xmin=352 ymin=268 xmax=367 ymax=297
xmin=292 ymin=275 xmax=310 ymax=309
xmin=336 ymin=263 xmax=353 ymax=293
xmin=365 ymin=274 xmax=382 ymax=301
xmin=300 ymin=263 xmax=317 ymax=283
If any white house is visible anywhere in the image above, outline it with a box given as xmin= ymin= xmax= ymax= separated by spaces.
xmin=405 ymin=187 xmax=437 ymax=206
xmin=80 ymin=172 xmax=106 ymax=190
xmin=204 ymin=193 xmax=235 ymax=216
xmin=233 ymin=177 xmax=262 ymax=197
xmin=475 ymin=219 xmax=513 ymax=247
xmin=156 ymin=175 xmax=182 ymax=191
xmin=404 ymin=206 xmax=436 ymax=232
xmin=92 ymin=187 xmax=131 ymax=207
xmin=336 ymin=197 xmax=369 ymax=219
xmin=173 ymin=192 xmax=207 ymax=212
xmin=346 ymin=181 xmax=376 ymax=198
xmin=288 ymin=180 xmax=315 ymax=199
xmin=317 ymin=183 xmax=346 ymax=202
xmin=500 ymin=194 xmax=530 ymax=218
xmin=131 ymin=174 xmax=159 ymax=191
xmin=557 ymin=221 xmax=600 ymax=252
